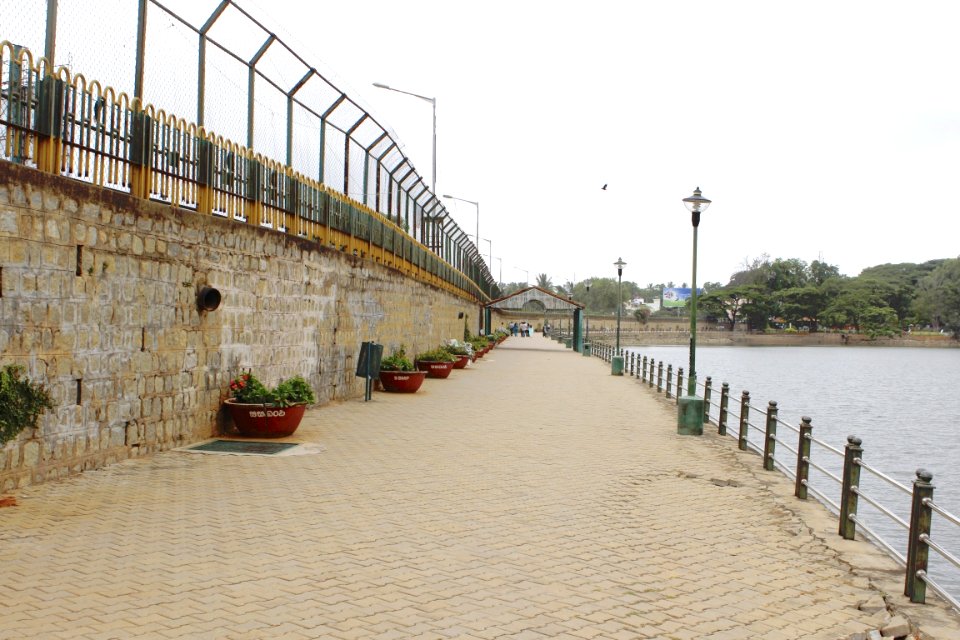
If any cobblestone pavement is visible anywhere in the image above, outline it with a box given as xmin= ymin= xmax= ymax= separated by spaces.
xmin=1 ymin=336 xmax=958 ymax=639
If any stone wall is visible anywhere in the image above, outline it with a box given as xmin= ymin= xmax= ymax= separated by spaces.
xmin=0 ymin=163 xmax=479 ymax=489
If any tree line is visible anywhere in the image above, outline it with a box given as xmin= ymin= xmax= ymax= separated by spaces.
xmin=499 ymin=256 xmax=960 ymax=338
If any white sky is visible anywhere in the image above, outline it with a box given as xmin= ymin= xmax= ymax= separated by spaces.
xmin=18 ymin=0 xmax=960 ymax=287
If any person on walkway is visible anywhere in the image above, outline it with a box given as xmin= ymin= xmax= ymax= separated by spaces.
xmin=520 ymin=320 xmax=529 ymax=337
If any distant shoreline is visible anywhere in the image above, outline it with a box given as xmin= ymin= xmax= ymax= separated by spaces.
xmin=595 ymin=331 xmax=959 ymax=348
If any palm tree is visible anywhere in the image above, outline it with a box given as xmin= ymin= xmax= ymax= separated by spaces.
xmin=535 ymin=273 xmax=553 ymax=291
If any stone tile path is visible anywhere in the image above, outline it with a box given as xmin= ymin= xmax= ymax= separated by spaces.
xmin=1 ymin=336 xmax=957 ymax=639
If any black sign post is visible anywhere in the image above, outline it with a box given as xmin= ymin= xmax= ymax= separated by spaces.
xmin=356 ymin=341 xmax=383 ymax=401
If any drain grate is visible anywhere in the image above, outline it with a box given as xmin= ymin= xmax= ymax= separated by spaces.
xmin=187 ymin=440 xmax=300 ymax=455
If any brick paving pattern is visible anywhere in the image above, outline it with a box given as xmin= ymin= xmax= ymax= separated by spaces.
xmin=1 ymin=336 xmax=955 ymax=639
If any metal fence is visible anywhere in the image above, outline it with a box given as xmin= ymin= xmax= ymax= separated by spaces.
xmin=591 ymin=342 xmax=960 ymax=612
xmin=0 ymin=0 xmax=497 ymax=302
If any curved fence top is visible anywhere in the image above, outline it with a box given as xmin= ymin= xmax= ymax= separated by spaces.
xmin=0 ymin=0 xmax=497 ymax=300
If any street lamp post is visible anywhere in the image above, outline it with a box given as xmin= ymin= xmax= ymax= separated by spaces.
xmin=442 ymin=194 xmax=479 ymax=259
xmin=678 ymin=187 xmax=711 ymax=435
xmin=583 ymin=282 xmax=592 ymax=357
xmin=612 ymin=258 xmax=626 ymax=376
xmin=372 ymin=82 xmax=437 ymax=194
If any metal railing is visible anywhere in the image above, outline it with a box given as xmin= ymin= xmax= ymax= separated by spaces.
xmin=590 ymin=342 xmax=960 ymax=610
xmin=0 ymin=1 xmax=497 ymax=302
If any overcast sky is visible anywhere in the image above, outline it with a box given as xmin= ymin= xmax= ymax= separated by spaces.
xmin=258 ymin=0 xmax=958 ymax=288
xmin=14 ymin=0 xmax=960 ymax=287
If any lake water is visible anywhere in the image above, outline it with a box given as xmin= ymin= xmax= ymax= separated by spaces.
xmin=626 ymin=344 xmax=960 ymax=600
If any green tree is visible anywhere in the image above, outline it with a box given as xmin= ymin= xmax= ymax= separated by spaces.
xmin=861 ymin=305 xmax=900 ymax=338
xmin=740 ymin=290 xmax=778 ymax=331
xmin=697 ymin=285 xmax=762 ymax=330
xmin=535 ymin=273 xmax=553 ymax=291
xmin=499 ymin=281 xmax=525 ymax=296
xmin=859 ymin=261 xmax=944 ymax=327
xmin=633 ymin=306 xmax=651 ymax=325
xmin=779 ymin=285 xmax=828 ymax=330
xmin=767 ymin=258 xmax=810 ymax=291
xmin=810 ymin=260 xmax=841 ymax=285
xmin=915 ymin=258 xmax=960 ymax=338
xmin=820 ymin=281 xmax=896 ymax=333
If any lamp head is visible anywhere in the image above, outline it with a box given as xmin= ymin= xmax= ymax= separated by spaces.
xmin=372 ymin=82 xmax=391 ymax=89
xmin=614 ymin=257 xmax=626 ymax=277
xmin=682 ymin=187 xmax=711 ymax=227
xmin=682 ymin=187 xmax=711 ymax=213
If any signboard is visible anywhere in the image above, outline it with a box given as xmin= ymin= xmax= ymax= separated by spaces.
xmin=662 ymin=287 xmax=702 ymax=308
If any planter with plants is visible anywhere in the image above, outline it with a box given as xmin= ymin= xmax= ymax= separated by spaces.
xmin=378 ymin=347 xmax=426 ymax=393
xmin=443 ymin=340 xmax=473 ymax=369
xmin=224 ymin=371 xmax=316 ymax=438
xmin=0 ymin=364 xmax=53 ymax=446
xmin=415 ymin=347 xmax=458 ymax=378
xmin=469 ymin=336 xmax=493 ymax=358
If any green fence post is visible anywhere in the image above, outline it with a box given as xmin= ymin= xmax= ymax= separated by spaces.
xmin=795 ymin=417 xmax=812 ymax=499
xmin=738 ymin=391 xmax=750 ymax=451
xmin=905 ymin=469 xmax=935 ymax=603
xmin=839 ymin=435 xmax=863 ymax=540
xmin=665 ymin=364 xmax=673 ymax=399
xmin=703 ymin=377 xmax=713 ymax=423
xmin=763 ymin=401 xmax=778 ymax=471
xmin=718 ymin=382 xmax=729 ymax=435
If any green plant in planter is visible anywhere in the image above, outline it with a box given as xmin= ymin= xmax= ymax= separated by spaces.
xmin=228 ymin=371 xmax=316 ymax=407
xmin=0 ymin=364 xmax=53 ymax=445
xmin=469 ymin=337 xmax=490 ymax=352
xmin=442 ymin=339 xmax=472 ymax=357
xmin=417 ymin=347 xmax=458 ymax=363
xmin=379 ymin=347 xmax=415 ymax=372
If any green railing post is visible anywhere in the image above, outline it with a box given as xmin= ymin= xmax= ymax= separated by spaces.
xmin=718 ymin=382 xmax=729 ymax=435
xmin=675 ymin=367 xmax=683 ymax=404
xmin=665 ymin=364 xmax=673 ymax=399
xmin=795 ymin=417 xmax=812 ymax=499
xmin=651 ymin=359 xmax=657 ymax=389
xmin=839 ymin=435 xmax=863 ymax=540
xmin=641 ymin=356 xmax=647 ymax=383
xmin=763 ymin=401 xmax=778 ymax=471
xmin=656 ymin=361 xmax=663 ymax=393
xmin=703 ymin=377 xmax=712 ymax=423
xmin=738 ymin=391 xmax=750 ymax=451
xmin=905 ymin=469 xmax=935 ymax=603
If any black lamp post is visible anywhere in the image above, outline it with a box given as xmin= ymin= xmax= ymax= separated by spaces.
xmin=614 ymin=258 xmax=626 ymax=351
xmin=585 ymin=282 xmax=591 ymax=346
xmin=677 ymin=187 xmax=711 ymax=434
xmin=611 ymin=258 xmax=626 ymax=375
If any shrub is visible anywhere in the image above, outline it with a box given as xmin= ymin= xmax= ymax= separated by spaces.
xmin=416 ymin=348 xmax=458 ymax=363
xmin=229 ymin=371 xmax=315 ymax=407
xmin=380 ymin=347 xmax=415 ymax=372
xmin=0 ymin=364 xmax=53 ymax=445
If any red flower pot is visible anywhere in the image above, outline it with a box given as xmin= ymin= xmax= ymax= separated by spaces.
xmin=451 ymin=354 xmax=470 ymax=369
xmin=224 ymin=399 xmax=306 ymax=438
xmin=416 ymin=360 xmax=454 ymax=379
xmin=378 ymin=370 xmax=426 ymax=393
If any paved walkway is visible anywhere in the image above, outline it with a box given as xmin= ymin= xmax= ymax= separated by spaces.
xmin=1 ymin=336 xmax=958 ymax=639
